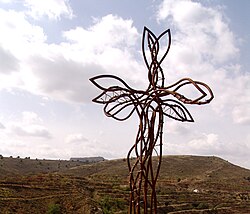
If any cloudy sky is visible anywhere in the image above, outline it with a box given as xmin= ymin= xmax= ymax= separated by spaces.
xmin=0 ymin=0 xmax=249 ymax=169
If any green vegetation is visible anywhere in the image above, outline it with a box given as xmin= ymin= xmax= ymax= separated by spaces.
xmin=197 ymin=202 xmax=209 ymax=209
xmin=47 ymin=203 xmax=61 ymax=214
xmin=99 ymin=196 xmax=126 ymax=214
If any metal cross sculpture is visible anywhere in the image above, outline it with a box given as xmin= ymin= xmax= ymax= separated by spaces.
xmin=90 ymin=27 xmax=214 ymax=213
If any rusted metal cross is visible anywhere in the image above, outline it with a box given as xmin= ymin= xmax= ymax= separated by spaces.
xmin=90 ymin=27 xmax=214 ymax=214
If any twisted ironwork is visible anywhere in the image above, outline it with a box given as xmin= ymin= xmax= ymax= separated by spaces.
xmin=90 ymin=27 xmax=214 ymax=213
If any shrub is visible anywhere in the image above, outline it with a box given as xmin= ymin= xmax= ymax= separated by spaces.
xmin=244 ymin=176 xmax=250 ymax=182
xmin=197 ymin=202 xmax=209 ymax=209
xmin=47 ymin=203 xmax=61 ymax=214
xmin=99 ymin=196 xmax=126 ymax=214
xmin=99 ymin=196 xmax=112 ymax=214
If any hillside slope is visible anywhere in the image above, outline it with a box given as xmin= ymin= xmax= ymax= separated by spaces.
xmin=0 ymin=157 xmax=88 ymax=178
xmin=0 ymin=155 xmax=250 ymax=213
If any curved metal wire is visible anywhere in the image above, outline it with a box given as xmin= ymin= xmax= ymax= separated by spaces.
xmin=90 ymin=26 xmax=214 ymax=213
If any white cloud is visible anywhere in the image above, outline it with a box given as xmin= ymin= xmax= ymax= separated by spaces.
xmin=11 ymin=124 xmax=51 ymax=138
xmin=26 ymin=56 xmax=106 ymax=103
xmin=165 ymin=132 xmax=248 ymax=157
xmin=165 ymin=133 xmax=219 ymax=156
xmin=165 ymin=120 xmax=190 ymax=135
xmin=0 ymin=46 xmax=19 ymax=74
xmin=157 ymin=0 xmax=238 ymax=66
xmin=232 ymin=104 xmax=250 ymax=125
xmin=0 ymin=136 xmax=58 ymax=159
xmin=0 ymin=122 xmax=5 ymax=129
xmin=24 ymin=0 xmax=73 ymax=20
xmin=63 ymin=14 xmax=139 ymax=51
xmin=62 ymin=14 xmax=142 ymax=81
xmin=65 ymin=133 xmax=88 ymax=144
xmin=61 ymin=14 xmax=145 ymax=88
xmin=22 ymin=111 xmax=42 ymax=124
xmin=0 ymin=8 xmax=47 ymax=58
xmin=0 ymin=0 xmax=12 ymax=3
xmin=186 ymin=133 xmax=221 ymax=154
xmin=9 ymin=111 xmax=51 ymax=139
xmin=63 ymin=138 xmax=116 ymax=159
xmin=231 ymin=74 xmax=250 ymax=125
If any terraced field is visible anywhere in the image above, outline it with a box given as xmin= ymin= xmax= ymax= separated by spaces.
xmin=0 ymin=156 xmax=250 ymax=213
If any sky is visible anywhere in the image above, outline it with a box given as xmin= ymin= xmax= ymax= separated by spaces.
xmin=0 ymin=0 xmax=250 ymax=169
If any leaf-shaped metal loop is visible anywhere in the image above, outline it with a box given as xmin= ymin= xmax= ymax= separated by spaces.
xmin=142 ymin=27 xmax=171 ymax=89
xmin=166 ymin=78 xmax=214 ymax=105
xmin=161 ymin=99 xmax=194 ymax=122
xmin=142 ymin=27 xmax=171 ymax=70
xmin=142 ymin=27 xmax=158 ymax=71
xmin=156 ymin=28 xmax=171 ymax=66
xmin=104 ymin=96 xmax=136 ymax=121
xmin=92 ymin=87 xmax=129 ymax=104
xmin=90 ymin=74 xmax=134 ymax=92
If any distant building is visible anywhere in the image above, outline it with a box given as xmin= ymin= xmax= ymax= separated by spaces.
xmin=70 ymin=156 xmax=105 ymax=163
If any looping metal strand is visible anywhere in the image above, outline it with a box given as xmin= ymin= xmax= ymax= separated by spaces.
xmin=90 ymin=26 xmax=214 ymax=214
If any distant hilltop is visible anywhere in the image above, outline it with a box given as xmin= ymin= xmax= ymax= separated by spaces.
xmin=70 ymin=156 xmax=105 ymax=163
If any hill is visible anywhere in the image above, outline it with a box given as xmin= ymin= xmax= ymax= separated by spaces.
xmin=0 ymin=155 xmax=250 ymax=213
xmin=0 ymin=156 xmax=89 ymax=178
